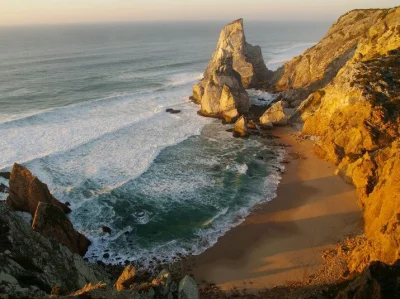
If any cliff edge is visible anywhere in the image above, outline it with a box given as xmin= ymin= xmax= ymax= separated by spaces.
xmin=281 ymin=7 xmax=400 ymax=274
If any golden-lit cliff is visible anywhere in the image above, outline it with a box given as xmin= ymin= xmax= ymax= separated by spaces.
xmin=281 ymin=7 xmax=400 ymax=273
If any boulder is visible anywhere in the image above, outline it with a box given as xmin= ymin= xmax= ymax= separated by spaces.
xmin=114 ymin=265 xmax=136 ymax=291
xmin=6 ymin=163 xmax=71 ymax=216
xmin=151 ymin=269 xmax=172 ymax=295
xmin=259 ymin=101 xmax=289 ymax=127
xmin=233 ymin=115 xmax=248 ymax=138
xmin=178 ymin=275 xmax=199 ymax=299
xmin=0 ymin=204 xmax=110 ymax=298
xmin=32 ymin=202 xmax=91 ymax=256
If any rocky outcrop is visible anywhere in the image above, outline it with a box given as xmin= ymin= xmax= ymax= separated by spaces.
xmin=6 ymin=163 xmax=71 ymax=216
xmin=0 ymin=204 xmax=110 ymax=298
xmin=192 ymin=19 xmax=271 ymax=120
xmin=202 ymin=18 xmax=270 ymax=89
xmin=32 ymin=202 xmax=91 ymax=256
xmin=291 ymin=7 xmax=400 ymax=274
xmin=195 ymin=56 xmax=249 ymax=120
xmin=270 ymin=8 xmax=399 ymax=104
xmin=259 ymin=101 xmax=292 ymax=127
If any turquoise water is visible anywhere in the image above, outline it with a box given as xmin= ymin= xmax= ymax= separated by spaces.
xmin=0 ymin=21 xmax=330 ymax=264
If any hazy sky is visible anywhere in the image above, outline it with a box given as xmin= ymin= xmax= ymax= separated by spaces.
xmin=1 ymin=0 xmax=398 ymax=25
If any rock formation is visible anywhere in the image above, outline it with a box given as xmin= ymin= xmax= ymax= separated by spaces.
xmin=259 ymin=100 xmax=291 ymax=127
xmin=233 ymin=115 xmax=249 ymax=137
xmin=192 ymin=19 xmax=271 ymax=121
xmin=285 ymin=7 xmax=400 ymax=274
xmin=0 ymin=204 xmax=110 ymax=298
xmin=114 ymin=265 xmax=136 ymax=291
xmin=32 ymin=202 xmax=91 ymax=256
xmin=269 ymin=8 xmax=399 ymax=104
xmin=6 ymin=163 xmax=71 ymax=215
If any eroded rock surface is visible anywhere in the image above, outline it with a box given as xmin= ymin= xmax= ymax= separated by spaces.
xmin=32 ymin=202 xmax=91 ymax=256
xmin=271 ymin=8 xmax=399 ymax=103
xmin=0 ymin=204 xmax=110 ymax=298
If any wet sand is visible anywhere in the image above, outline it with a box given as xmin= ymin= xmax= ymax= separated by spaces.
xmin=188 ymin=126 xmax=361 ymax=290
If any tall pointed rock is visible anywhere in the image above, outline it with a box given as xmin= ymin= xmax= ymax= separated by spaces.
xmin=191 ymin=19 xmax=271 ymax=122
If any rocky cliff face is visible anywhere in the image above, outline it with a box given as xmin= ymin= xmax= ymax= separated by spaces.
xmin=270 ymin=8 xmax=399 ymax=105
xmin=192 ymin=19 xmax=271 ymax=122
xmin=0 ymin=203 xmax=110 ymax=298
xmin=286 ymin=7 xmax=400 ymax=273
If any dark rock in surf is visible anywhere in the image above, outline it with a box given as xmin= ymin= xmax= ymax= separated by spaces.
xmin=102 ymin=226 xmax=112 ymax=234
xmin=166 ymin=108 xmax=181 ymax=114
xmin=0 ymin=183 xmax=9 ymax=193
xmin=0 ymin=172 xmax=11 ymax=180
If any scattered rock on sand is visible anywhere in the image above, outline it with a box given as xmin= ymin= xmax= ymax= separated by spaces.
xmin=247 ymin=120 xmax=258 ymax=130
xmin=6 ymin=163 xmax=71 ymax=215
xmin=259 ymin=101 xmax=289 ymax=127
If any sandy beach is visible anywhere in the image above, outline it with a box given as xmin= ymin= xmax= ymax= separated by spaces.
xmin=188 ymin=126 xmax=361 ymax=291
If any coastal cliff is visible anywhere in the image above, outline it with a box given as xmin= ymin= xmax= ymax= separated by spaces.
xmin=291 ymin=7 xmax=400 ymax=273
xmin=1 ymin=6 xmax=400 ymax=299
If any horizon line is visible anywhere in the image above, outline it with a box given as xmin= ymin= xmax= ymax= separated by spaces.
xmin=0 ymin=18 xmax=336 ymax=28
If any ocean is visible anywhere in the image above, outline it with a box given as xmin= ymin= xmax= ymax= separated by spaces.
xmin=0 ymin=21 xmax=330 ymax=265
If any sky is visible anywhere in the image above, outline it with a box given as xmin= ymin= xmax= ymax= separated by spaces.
xmin=1 ymin=0 xmax=398 ymax=25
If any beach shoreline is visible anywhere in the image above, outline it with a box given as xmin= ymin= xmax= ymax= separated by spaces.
xmin=185 ymin=126 xmax=362 ymax=291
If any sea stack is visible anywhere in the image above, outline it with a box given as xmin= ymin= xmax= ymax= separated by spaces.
xmin=192 ymin=18 xmax=271 ymax=122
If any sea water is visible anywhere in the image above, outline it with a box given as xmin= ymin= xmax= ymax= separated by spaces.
xmin=0 ymin=21 xmax=330 ymax=264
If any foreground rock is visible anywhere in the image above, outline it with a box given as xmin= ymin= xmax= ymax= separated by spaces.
xmin=32 ymin=202 xmax=91 ymax=256
xmin=178 ymin=275 xmax=199 ymax=299
xmin=6 ymin=163 xmax=71 ymax=215
xmin=114 ymin=265 xmax=136 ymax=291
xmin=335 ymin=260 xmax=400 ymax=299
xmin=0 ymin=204 xmax=110 ymax=297
xmin=192 ymin=19 xmax=270 ymax=119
